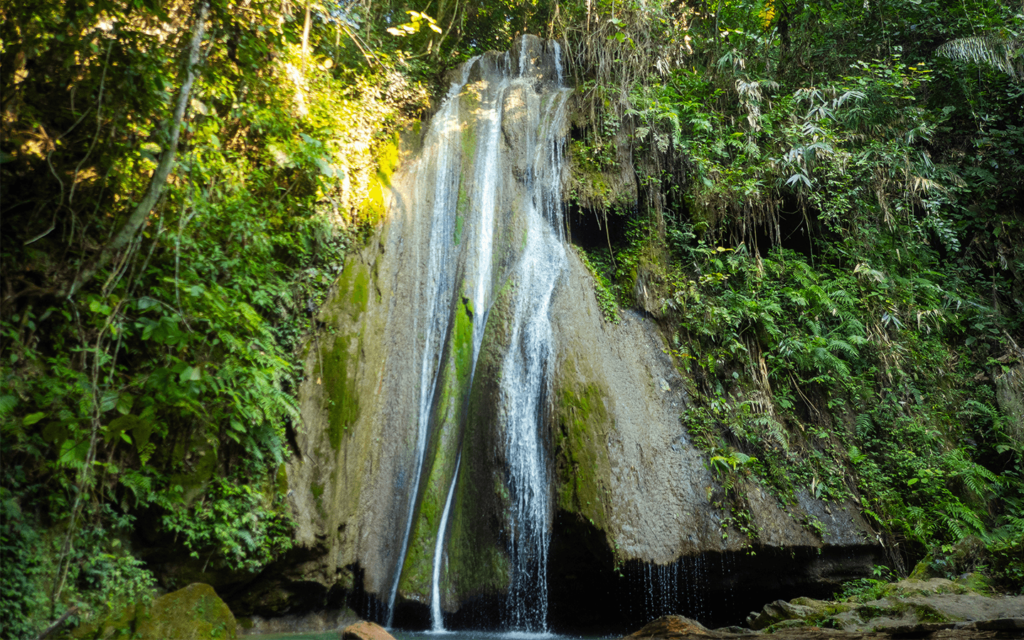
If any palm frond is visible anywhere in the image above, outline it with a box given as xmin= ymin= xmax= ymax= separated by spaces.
xmin=936 ymin=35 xmax=1023 ymax=80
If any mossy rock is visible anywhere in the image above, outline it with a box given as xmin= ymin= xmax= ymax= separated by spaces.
xmin=71 ymin=584 xmax=235 ymax=640
xmin=956 ymin=571 xmax=995 ymax=595
xmin=136 ymin=583 xmax=236 ymax=640
xmin=72 ymin=603 xmax=137 ymax=640
xmin=908 ymin=557 xmax=941 ymax=581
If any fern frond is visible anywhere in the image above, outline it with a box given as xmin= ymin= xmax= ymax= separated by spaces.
xmin=827 ymin=338 xmax=858 ymax=359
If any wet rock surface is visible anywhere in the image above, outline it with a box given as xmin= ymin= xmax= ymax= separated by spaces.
xmin=626 ymin=615 xmax=712 ymax=637
xmin=239 ymin=608 xmax=359 ymax=635
xmin=747 ymin=600 xmax=820 ymax=630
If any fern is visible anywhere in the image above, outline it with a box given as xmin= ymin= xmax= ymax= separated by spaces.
xmin=827 ymin=338 xmax=859 ymax=359
xmin=855 ymin=413 xmax=874 ymax=439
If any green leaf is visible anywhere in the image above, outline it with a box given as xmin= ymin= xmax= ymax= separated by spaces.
xmin=59 ymin=438 xmax=91 ymax=468
xmin=23 ymin=412 xmax=46 ymax=426
xmin=101 ymin=391 xmax=119 ymax=412
xmin=116 ymin=393 xmax=135 ymax=415
xmin=137 ymin=296 xmax=160 ymax=310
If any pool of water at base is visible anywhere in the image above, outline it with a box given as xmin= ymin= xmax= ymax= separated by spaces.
xmin=254 ymin=631 xmax=611 ymax=640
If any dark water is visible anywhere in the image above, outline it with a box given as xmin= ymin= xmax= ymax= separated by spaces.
xmin=255 ymin=632 xmax=609 ymax=640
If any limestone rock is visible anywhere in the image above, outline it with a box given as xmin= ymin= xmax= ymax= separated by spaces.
xmin=888 ymin=622 xmax=955 ymax=635
xmin=789 ymin=597 xmax=829 ymax=612
xmin=745 ymin=600 xmax=817 ymax=630
xmin=712 ymin=626 xmax=760 ymax=635
xmin=624 ymin=614 xmax=709 ymax=638
xmin=340 ymin=620 xmax=397 ymax=640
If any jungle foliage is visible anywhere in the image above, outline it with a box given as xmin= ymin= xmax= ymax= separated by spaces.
xmin=564 ymin=0 xmax=1023 ymax=593
xmin=0 ymin=0 xmax=436 ymax=636
xmin=1 ymin=0 xmax=1022 ymax=637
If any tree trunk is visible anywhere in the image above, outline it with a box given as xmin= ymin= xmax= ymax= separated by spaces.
xmin=67 ymin=0 xmax=210 ymax=299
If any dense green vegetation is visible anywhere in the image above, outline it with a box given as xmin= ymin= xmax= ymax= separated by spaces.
xmin=1 ymin=0 xmax=1021 ymax=637
xmin=566 ymin=0 xmax=1024 ymax=594
xmin=1 ymin=0 xmax=431 ymax=635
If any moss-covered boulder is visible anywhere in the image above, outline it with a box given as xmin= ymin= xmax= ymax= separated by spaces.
xmin=136 ymin=583 xmax=236 ymax=639
xmin=72 ymin=583 xmax=236 ymax=640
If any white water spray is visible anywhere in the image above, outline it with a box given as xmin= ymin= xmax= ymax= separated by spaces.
xmin=387 ymin=66 xmax=474 ymax=626
xmin=499 ymin=59 xmax=571 ymax=632
xmin=388 ymin=40 xmax=571 ymax=632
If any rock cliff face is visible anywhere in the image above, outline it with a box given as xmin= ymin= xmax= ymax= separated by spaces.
xmin=269 ymin=35 xmax=881 ymax=632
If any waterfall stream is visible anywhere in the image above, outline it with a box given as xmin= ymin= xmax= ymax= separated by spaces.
xmin=384 ymin=38 xmax=570 ymax=632
xmin=430 ymin=455 xmax=460 ymax=632
xmin=499 ymin=62 xmax=569 ymax=633
xmin=387 ymin=65 xmax=475 ymax=627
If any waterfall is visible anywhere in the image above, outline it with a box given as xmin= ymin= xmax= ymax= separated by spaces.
xmin=429 ymin=57 xmax=510 ymax=632
xmin=430 ymin=455 xmax=460 ymax=632
xmin=385 ymin=37 xmax=570 ymax=631
xmin=387 ymin=65 xmax=474 ymax=627
xmin=500 ymin=45 xmax=570 ymax=633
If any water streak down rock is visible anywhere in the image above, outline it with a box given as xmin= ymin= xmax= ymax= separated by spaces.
xmin=279 ymin=34 xmax=881 ymax=632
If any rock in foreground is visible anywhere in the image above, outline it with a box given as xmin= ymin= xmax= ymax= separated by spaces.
xmin=340 ymin=620 xmax=396 ymax=640
xmin=626 ymin=615 xmax=711 ymax=637
xmin=627 ymin=614 xmax=1024 ymax=638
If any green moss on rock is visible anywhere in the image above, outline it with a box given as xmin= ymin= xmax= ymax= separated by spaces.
xmin=72 ymin=603 xmax=137 ymax=640
xmin=136 ymin=583 xmax=236 ymax=639
xmin=311 ymin=482 xmax=326 ymax=517
xmin=323 ymin=331 xmax=361 ymax=450
xmin=553 ymin=373 xmax=613 ymax=531
xmin=360 ymin=135 xmax=400 ymax=224
xmin=398 ymin=296 xmax=477 ymax=599
xmin=443 ymin=283 xmax=515 ymax=603
xmin=336 ymin=261 xmax=370 ymax=321
xmin=73 ymin=584 xmax=236 ymax=640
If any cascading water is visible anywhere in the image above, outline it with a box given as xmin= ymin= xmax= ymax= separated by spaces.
xmin=430 ymin=455 xmax=460 ymax=632
xmin=384 ymin=37 xmax=570 ymax=632
xmin=428 ymin=56 xmax=510 ymax=633
xmin=499 ymin=44 xmax=570 ymax=633
xmin=387 ymin=64 xmax=475 ymax=627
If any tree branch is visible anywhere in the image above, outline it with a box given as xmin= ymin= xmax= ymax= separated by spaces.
xmin=66 ymin=0 xmax=210 ymax=299
xmin=33 ymin=606 xmax=79 ymax=640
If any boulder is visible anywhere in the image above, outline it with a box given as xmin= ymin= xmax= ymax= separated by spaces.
xmin=73 ymin=583 xmax=236 ymax=640
xmin=624 ymin=614 xmax=709 ymax=638
xmin=745 ymin=599 xmax=818 ymax=630
xmin=136 ymin=583 xmax=236 ymax=640
xmin=340 ymin=620 xmax=397 ymax=640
